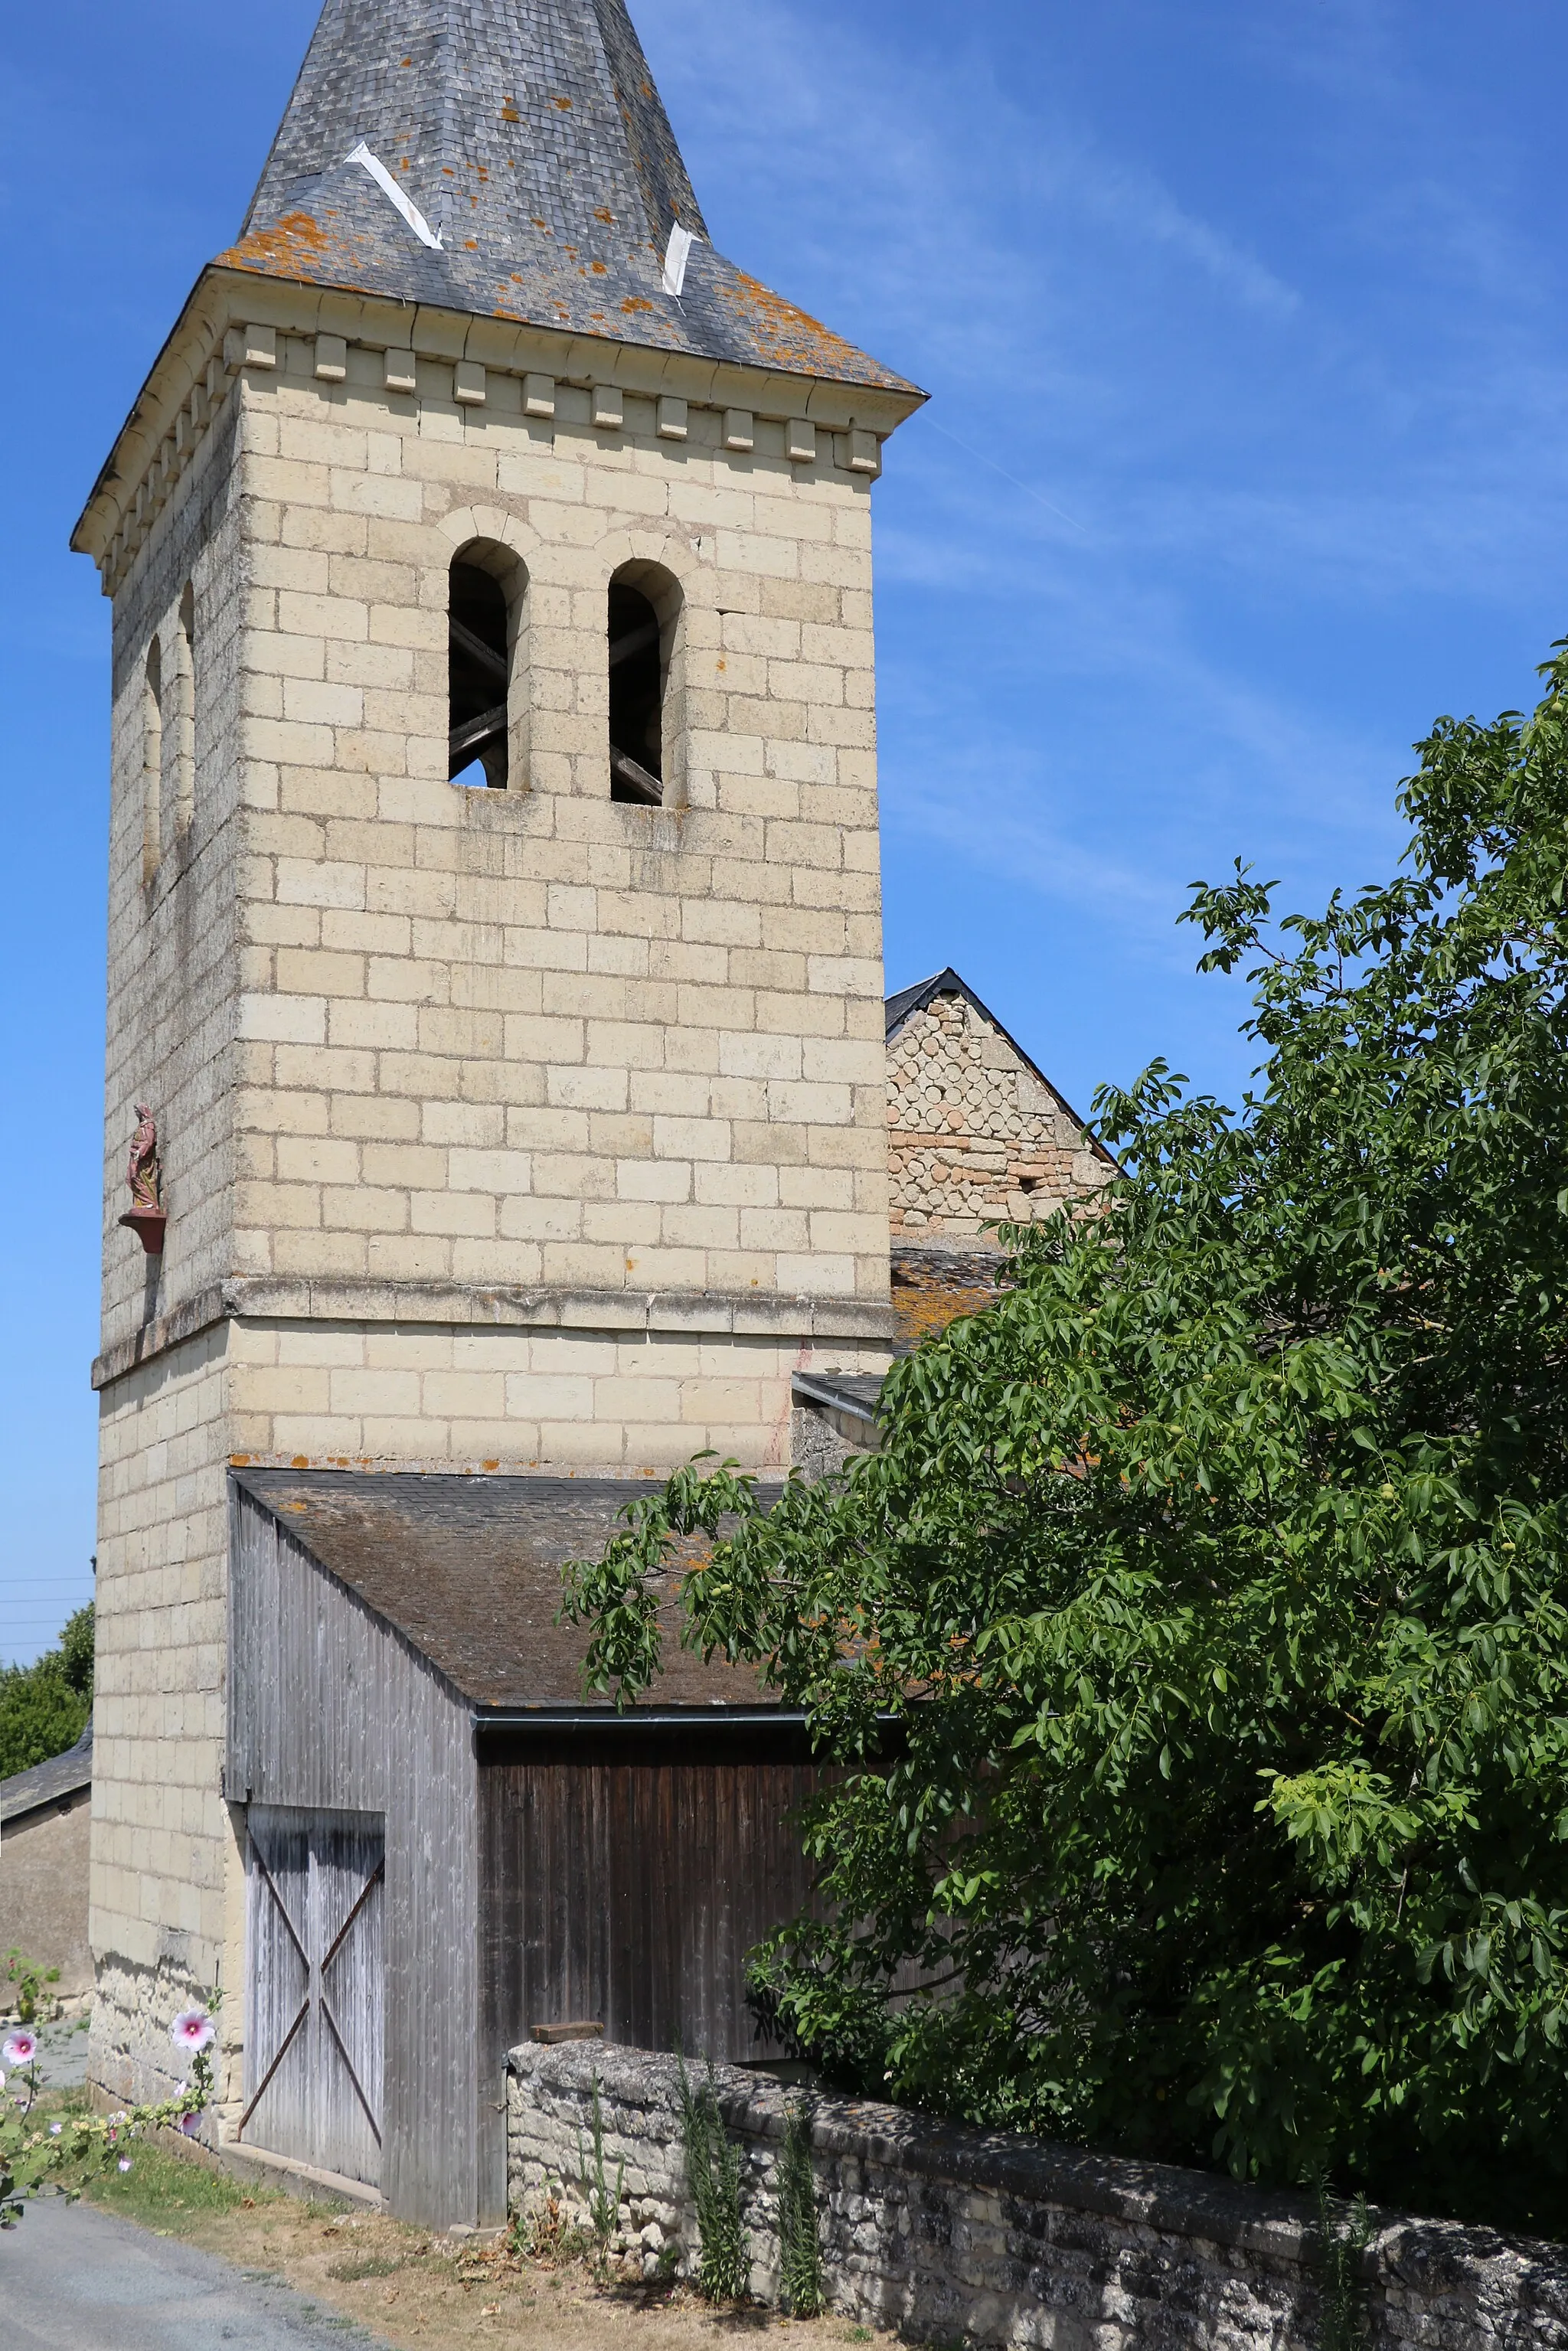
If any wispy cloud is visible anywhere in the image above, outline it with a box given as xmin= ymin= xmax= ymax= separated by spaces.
xmin=1063 ymin=157 xmax=1299 ymax=318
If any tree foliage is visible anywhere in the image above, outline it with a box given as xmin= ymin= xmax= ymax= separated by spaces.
xmin=0 ymin=1606 xmax=93 ymax=1780
xmin=566 ymin=644 xmax=1568 ymax=2234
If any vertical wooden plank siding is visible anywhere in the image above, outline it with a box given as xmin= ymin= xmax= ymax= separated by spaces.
xmin=479 ymin=1732 xmax=828 ymax=2127
xmin=245 ymin=1805 xmax=384 ymax=2186
xmin=227 ymin=1486 xmax=480 ymax=2226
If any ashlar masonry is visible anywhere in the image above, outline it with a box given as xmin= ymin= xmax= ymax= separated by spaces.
xmin=71 ymin=0 xmax=923 ymax=2188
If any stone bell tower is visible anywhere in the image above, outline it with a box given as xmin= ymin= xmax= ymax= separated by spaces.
xmin=71 ymin=0 xmax=923 ymax=2112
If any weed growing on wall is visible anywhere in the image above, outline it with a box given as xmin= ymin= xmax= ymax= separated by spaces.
xmin=1315 ymin=2178 xmax=1373 ymax=2351
xmin=508 ymin=2186 xmax=591 ymax=2266
xmin=675 ymin=2052 xmax=748 ymax=2300
xmin=577 ymin=2072 xmax=626 ymax=2277
xmin=776 ymin=2096 xmax=824 ymax=2317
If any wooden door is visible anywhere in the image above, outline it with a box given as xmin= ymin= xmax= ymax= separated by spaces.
xmin=480 ymin=1730 xmax=830 ymax=2063
xmin=241 ymin=1805 xmax=384 ymax=2186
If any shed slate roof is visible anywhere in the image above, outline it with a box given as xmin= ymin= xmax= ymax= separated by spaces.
xmin=218 ymin=0 xmax=917 ymax=394
xmin=235 ymin=1468 xmax=779 ymax=1711
xmin=0 ymin=1719 xmax=93 ymax=1830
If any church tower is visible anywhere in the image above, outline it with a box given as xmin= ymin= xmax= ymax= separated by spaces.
xmin=72 ymin=0 xmax=921 ymax=2150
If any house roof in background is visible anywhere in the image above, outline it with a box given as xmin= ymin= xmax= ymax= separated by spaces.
xmin=0 ymin=1719 xmax=93 ymax=1830
xmin=234 ymin=1468 xmax=781 ymax=1710
xmin=217 ymin=0 xmax=920 ymax=393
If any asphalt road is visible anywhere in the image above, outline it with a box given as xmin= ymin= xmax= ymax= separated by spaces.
xmin=2 ymin=2194 xmax=394 ymax=2349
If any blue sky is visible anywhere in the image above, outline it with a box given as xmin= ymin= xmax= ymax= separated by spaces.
xmin=4 ymin=0 xmax=1568 ymax=1661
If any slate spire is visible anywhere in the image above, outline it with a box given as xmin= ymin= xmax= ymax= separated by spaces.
xmin=220 ymin=0 xmax=914 ymax=391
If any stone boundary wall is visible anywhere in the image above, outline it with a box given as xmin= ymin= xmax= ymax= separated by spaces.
xmin=506 ymin=2042 xmax=1568 ymax=2349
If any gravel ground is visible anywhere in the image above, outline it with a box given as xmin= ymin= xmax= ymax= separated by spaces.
xmin=27 ymin=2013 xmax=93 ymax=2088
xmin=2 ymin=2193 xmax=394 ymax=2349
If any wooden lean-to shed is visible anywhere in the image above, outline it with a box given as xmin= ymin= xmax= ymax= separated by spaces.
xmin=227 ymin=1470 xmax=820 ymax=2226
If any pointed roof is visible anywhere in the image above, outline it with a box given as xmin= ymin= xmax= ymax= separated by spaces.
xmin=217 ymin=0 xmax=916 ymax=394
xmin=885 ymin=967 xmax=1114 ymax=1161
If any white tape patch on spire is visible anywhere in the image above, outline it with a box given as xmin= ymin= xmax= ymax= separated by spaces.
xmin=347 ymin=139 xmax=444 ymax=250
xmin=662 ymin=220 xmax=697 ymax=297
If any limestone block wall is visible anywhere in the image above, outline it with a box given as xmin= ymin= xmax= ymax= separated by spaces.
xmin=887 ymin=990 xmax=1108 ymax=1245
xmin=225 ymin=1317 xmax=853 ymax=1474
xmin=90 ymin=1322 xmax=243 ymax=2114
xmin=230 ymin=340 xmax=891 ymax=1318
xmin=508 ymin=2043 xmax=1568 ymax=2351
xmin=102 ymin=393 xmax=246 ymax=1359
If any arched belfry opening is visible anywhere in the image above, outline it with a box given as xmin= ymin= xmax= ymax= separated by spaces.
xmin=141 ymin=637 xmax=162 ymax=886
xmin=173 ymin=583 xmax=196 ymax=841
xmin=448 ymin=550 xmax=524 ymax=789
xmin=608 ymin=566 xmax=681 ymax=805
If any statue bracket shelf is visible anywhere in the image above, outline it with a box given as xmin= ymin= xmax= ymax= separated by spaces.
xmin=119 ymin=1207 xmax=167 ymax=1256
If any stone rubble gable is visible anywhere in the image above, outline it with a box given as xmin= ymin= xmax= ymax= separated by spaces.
xmin=887 ymin=982 xmax=1112 ymax=1246
xmin=508 ymin=2040 xmax=1568 ymax=2350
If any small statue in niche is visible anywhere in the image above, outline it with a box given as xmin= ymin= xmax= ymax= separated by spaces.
xmin=119 ymin=1102 xmax=166 ymax=1254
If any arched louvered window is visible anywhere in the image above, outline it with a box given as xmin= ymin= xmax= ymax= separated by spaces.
xmin=449 ymin=549 xmax=526 ymax=789
xmin=607 ymin=563 xmax=681 ymax=807
xmin=141 ymin=638 xmax=162 ymax=885
xmin=172 ymin=583 xmax=195 ymax=841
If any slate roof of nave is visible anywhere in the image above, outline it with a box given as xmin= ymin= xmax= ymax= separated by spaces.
xmin=218 ymin=0 xmax=919 ymax=395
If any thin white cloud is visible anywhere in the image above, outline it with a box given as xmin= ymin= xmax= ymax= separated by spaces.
xmin=633 ymin=0 xmax=1564 ymax=955
xmin=1063 ymin=155 xmax=1299 ymax=318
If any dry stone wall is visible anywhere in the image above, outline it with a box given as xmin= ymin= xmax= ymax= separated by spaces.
xmin=508 ymin=2042 xmax=1568 ymax=2351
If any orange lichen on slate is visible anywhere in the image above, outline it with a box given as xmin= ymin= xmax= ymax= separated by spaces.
xmin=217 ymin=208 xmax=333 ymax=273
xmin=718 ymin=266 xmax=897 ymax=383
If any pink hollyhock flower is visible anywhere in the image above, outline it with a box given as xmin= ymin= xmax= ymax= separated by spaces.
xmin=2 ymin=2029 xmax=37 ymax=2069
xmin=118 ymin=2157 xmax=132 ymax=2173
xmin=170 ymin=2009 xmax=216 ymax=2054
xmin=180 ymin=2111 xmax=200 ymax=2137
xmin=49 ymin=2122 xmax=61 ymax=2137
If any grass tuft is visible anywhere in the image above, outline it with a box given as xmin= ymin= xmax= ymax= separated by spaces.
xmin=85 ymin=2140 xmax=262 ymax=2227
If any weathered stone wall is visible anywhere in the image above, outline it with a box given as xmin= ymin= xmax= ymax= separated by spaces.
xmin=507 ymin=2042 xmax=1568 ymax=2351
xmin=103 ymin=389 xmax=246 ymax=1359
xmin=90 ymin=1321 xmax=243 ymax=2114
xmin=887 ymin=988 xmax=1107 ymax=1245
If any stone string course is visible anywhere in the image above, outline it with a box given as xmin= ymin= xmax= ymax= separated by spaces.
xmin=506 ymin=2043 xmax=1568 ymax=2350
